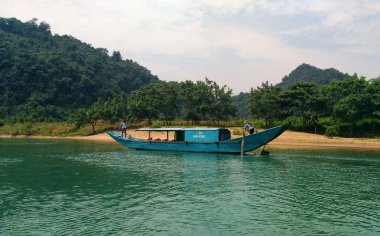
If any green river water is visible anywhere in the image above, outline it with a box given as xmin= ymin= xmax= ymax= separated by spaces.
xmin=0 ymin=138 xmax=379 ymax=235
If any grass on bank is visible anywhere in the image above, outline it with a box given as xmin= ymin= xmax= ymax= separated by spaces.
xmin=0 ymin=121 xmax=115 ymax=137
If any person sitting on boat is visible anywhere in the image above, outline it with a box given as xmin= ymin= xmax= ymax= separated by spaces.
xmin=244 ymin=121 xmax=254 ymax=134
xmin=120 ymin=120 xmax=127 ymax=138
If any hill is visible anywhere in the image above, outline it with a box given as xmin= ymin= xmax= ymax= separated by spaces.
xmin=0 ymin=17 xmax=158 ymax=119
xmin=277 ymin=63 xmax=347 ymax=88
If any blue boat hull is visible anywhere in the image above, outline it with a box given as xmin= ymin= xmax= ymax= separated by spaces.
xmin=108 ymin=126 xmax=286 ymax=153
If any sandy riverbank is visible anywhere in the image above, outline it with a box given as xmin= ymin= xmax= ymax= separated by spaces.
xmin=267 ymin=130 xmax=380 ymax=151
xmin=1 ymin=129 xmax=379 ymax=151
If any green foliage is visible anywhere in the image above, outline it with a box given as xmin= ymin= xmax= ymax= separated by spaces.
xmin=324 ymin=75 xmax=373 ymax=136
xmin=367 ymin=77 xmax=380 ymax=118
xmin=179 ymin=79 xmax=236 ymax=124
xmin=316 ymin=117 xmax=335 ymax=127
xmin=208 ymin=80 xmax=237 ymax=124
xmin=280 ymin=82 xmax=325 ymax=127
xmin=126 ymin=79 xmax=236 ymax=125
xmin=155 ymin=82 xmax=180 ymax=123
xmin=248 ymin=81 xmax=282 ymax=127
xmin=72 ymin=99 xmax=105 ymax=134
xmin=180 ymin=80 xmax=211 ymax=123
xmin=0 ymin=17 xmax=158 ymax=122
xmin=247 ymin=74 xmax=379 ymax=137
xmin=101 ymin=93 xmax=129 ymax=123
xmin=0 ymin=106 xmax=6 ymax=126
xmin=127 ymin=83 xmax=162 ymax=124
xmin=0 ymin=121 xmax=114 ymax=137
xmin=20 ymin=122 xmax=33 ymax=136
xmin=150 ymin=120 xmax=162 ymax=128
xmin=324 ymin=125 xmax=340 ymax=137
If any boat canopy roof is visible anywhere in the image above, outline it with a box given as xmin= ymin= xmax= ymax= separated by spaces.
xmin=136 ymin=127 xmax=223 ymax=132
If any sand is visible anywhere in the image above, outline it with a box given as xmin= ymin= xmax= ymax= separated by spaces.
xmin=267 ymin=130 xmax=380 ymax=151
xmin=1 ymin=129 xmax=379 ymax=151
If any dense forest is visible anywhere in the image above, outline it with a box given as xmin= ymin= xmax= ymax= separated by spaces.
xmin=249 ymin=76 xmax=380 ymax=137
xmin=0 ymin=17 xmax=379 ymax=137
xmin=0 ymin=17 xmax=158 ymax=121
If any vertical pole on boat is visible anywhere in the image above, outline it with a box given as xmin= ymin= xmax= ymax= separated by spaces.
xmin=241 ymin=129 xmax=245 ymax=159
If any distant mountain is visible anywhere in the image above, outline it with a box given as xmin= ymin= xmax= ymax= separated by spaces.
xmin=277 ymin=63 xmax=347 ymax=88
xmin=0 ymin=17 xmax=158 ymax=112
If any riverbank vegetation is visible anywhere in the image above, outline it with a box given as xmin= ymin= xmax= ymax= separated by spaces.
xmin=249 ymin=75 xmax=380 ymax=137
xmin=1 ymin=76 xmax=379 ymax=138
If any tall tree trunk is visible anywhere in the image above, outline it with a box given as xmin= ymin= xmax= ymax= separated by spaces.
xmin=91 ymin=121 xmax=97 ymax=134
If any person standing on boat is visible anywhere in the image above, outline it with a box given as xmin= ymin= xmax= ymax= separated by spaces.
xmin=120 ymin=120 xmax=127 ymax=138
xmin=244 ymin=121 xmax=254 ymax=134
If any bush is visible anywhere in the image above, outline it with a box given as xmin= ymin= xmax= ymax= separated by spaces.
xmin=150 ymin=120 xmax=161 ymax=128
xmin=324 ymin=125 xmax=340 ymax=137
xmin=317 ymin=117 xmax=335 ymax=126
xmin=20 ymin=122 xmax=33 ymax=136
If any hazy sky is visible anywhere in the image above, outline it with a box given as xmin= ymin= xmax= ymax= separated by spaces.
xmin=1 ymin=0 xmax=379 ymax=93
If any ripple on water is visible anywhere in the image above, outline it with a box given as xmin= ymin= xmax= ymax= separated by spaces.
xmin=0 ymin=141 xmax=380 ymax=235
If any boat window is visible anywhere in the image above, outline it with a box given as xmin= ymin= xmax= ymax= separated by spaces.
xmin=219 ymin=129 xmax=231 ymax=141
xmin=175 ymin=131 xmax=185 ymax=141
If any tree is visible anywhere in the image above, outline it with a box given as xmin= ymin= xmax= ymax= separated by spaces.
xmin=102 ymin=93 xmax=129 ymax=123
xmin=366 ymin=77 xmax=380 ymax=134
xmin=334 ymin=94 xmax=371 ymax=136
xmin=208 ymin=81 xmax=236 ymax=125
xmin=127 ymin=84 xmax=161 ymax=124
xmin=155 ymin=82 xmax=180 ymax=125
xmin=367 ymin=77 xmax=380 ymax=118
xmin=73 ymin=99 xmax=105 ymax=134
xmin=323 ymin=75 xmax=372 ymax=136
xmin=248 ymin=82 xmax=282 ymax=127
xmin=280 ymin=82 xmax=324 ymax=128
xmin=111 ymin=51 xmax=122 ymax=62
xmin=180 ymin=80 xmax=209 ymax=124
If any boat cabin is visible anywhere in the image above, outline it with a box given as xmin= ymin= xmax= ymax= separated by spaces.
xmin=135 ymin=128 xmax=231 ymax=142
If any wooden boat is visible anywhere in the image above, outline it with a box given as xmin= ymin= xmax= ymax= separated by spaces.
xmin=107 ymin=125 xmax=287 ymax=154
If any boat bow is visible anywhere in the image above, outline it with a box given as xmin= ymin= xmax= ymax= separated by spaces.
xmin=229 ymin=125 xmax=287 ymax=152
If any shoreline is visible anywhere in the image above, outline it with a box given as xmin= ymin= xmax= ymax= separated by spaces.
xmin=1 ymin=130 xmax=380 ymax=151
